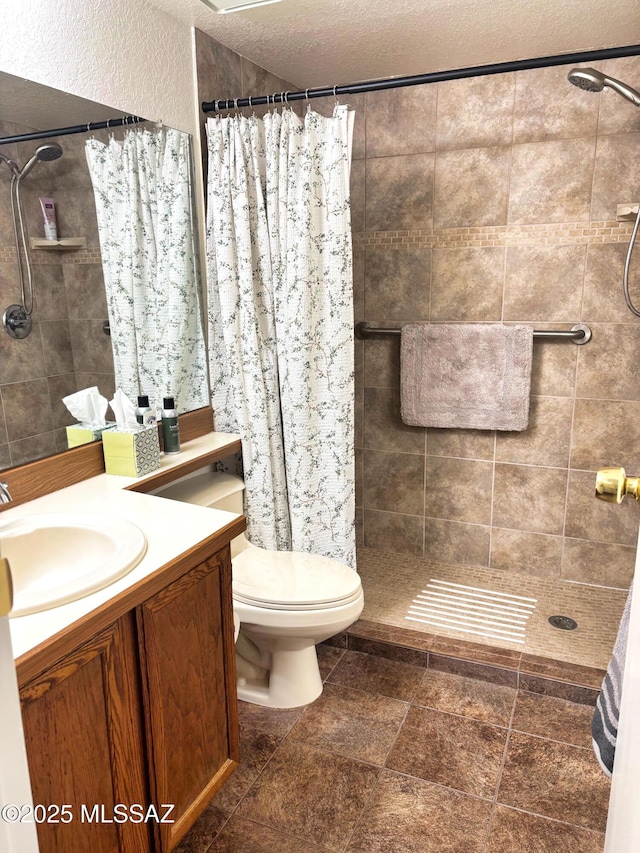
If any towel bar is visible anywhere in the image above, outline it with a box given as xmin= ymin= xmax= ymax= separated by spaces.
xmin=355 ymin=322 xmax=592 ymax=345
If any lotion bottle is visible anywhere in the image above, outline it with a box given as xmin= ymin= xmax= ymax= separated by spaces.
xmin=136 ymin=395 xmax=155 ymax=426
xmin=161 ymin=397 xmax=180 ymax=454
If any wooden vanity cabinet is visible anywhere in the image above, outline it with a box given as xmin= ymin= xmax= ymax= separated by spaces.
xmin=137 ymin=547 xmax=239 ymax=852
xmin=20 ymin=613 xmax=151 ymax=853
xmin=19 ymin=542 xmax=239 ymax=853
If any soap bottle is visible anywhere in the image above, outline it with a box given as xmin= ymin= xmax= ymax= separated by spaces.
xmin=136 ymin=395 xmax=156 ymax=426
xmin=161 ymin=397 xmax=180 ymax=454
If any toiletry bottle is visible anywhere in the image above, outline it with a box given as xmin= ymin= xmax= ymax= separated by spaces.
xmin=39 ymin=197 xmax=57 ymax=241
xmin=136 ymin=395 xmax=151 ymax=425
xmin=161 ymin=397 xmax=180 ymax=454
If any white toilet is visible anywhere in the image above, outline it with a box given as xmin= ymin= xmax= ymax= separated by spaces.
xmin=153 ymin=470 xmax=363 ymax=708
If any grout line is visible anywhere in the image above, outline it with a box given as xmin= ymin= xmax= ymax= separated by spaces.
xmin=338 ymin=679 xmax=416 ymax=851
xmin=480 ymin=687 xmax=519 ymax=853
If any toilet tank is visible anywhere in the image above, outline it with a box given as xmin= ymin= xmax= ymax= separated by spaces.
xmin=151 ymin=471 xmax=247 ymax=556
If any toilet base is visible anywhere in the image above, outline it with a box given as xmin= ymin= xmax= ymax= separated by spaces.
xmin=236 ymin=641 xmax=323 ymax=709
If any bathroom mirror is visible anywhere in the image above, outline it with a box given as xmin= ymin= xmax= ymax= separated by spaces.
xmin=0 ymin=71 xmax=209 ymax=470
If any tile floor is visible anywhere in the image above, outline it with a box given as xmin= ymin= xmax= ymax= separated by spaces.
xmin=177 ymin=645 xmax=610 ymax=853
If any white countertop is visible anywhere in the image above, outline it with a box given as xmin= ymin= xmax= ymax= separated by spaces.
xmin=5 ymin=432 xmax=242 ymax=661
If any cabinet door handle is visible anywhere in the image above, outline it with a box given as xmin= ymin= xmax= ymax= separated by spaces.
xmin=0 ymin=557 xmax=13 ymax=617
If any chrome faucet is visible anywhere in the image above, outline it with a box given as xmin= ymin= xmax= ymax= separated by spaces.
xmin=0 ymin=482 xmax=12 ymax=504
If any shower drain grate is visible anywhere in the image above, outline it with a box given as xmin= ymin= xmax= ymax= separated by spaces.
xmin=549 ymin=615 xmax=578 ymax=631
xmin=405 ymin=579 xmax=537 ymax=644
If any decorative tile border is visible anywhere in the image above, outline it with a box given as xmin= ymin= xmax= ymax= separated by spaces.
xmin=353 ymin=220 xmax=635 ymax=250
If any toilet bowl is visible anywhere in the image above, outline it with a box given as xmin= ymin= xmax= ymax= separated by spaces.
xmin=152 ymin=470 xmax=363 ymax=708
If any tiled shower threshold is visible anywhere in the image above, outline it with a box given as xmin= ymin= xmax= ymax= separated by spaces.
xmin=333 ymin=547 xmax=631 ymax=705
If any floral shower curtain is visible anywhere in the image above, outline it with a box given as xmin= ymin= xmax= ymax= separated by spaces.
xmin=206 ymin=107 xmax=356 ymax=568
xmin=86 ymin=128 xmax=208 ymax=413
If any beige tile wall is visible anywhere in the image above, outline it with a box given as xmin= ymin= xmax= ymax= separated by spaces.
xmin=350 ymin=57 xmax=640 ymax=590
xmin=0 ymin=120 xmax=115 ymax=467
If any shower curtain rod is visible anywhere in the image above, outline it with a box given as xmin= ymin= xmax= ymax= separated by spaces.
xmin=202 ymin=43 xmax=640 ymax=113
xmin=0 ymin=115 xmax=147 ymax=147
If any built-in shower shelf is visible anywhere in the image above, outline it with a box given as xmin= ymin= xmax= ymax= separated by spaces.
xmin=30 ymin=237 xmax=87 ymax=251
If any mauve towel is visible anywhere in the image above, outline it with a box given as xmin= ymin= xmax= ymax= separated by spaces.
xmin=400 ymin=324 xmax=534 ymax=431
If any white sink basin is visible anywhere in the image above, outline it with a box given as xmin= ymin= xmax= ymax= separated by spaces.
xmin=3 ymin=513 xmax=147 ymax=618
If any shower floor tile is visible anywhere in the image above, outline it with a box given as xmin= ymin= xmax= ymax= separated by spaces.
xmin=357 ymin=547 xmax=627 ymax=669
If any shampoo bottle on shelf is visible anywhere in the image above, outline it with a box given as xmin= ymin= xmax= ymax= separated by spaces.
xmin=136 ymin=395 xmax=156 ymax=426
xmin=161 ymin=397 xmax=180 ymax=454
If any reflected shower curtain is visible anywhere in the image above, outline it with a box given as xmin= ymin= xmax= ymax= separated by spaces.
xmin=86 ymin=128 xmax=208 ymax=413
xmin=206 ymin=107 xmax=356 ymax=567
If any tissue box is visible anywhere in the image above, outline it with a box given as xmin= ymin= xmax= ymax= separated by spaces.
xmin=102 ymin=426 xmax=161 ymax=477
xmin=66 ymin=422 xmax=116 ymax=449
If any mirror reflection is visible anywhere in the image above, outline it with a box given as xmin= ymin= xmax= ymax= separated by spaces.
xmin=0 ymin=73 xmax=208 ymax=470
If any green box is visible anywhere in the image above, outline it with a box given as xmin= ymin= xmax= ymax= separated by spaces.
xmin=66 ymin=422 xmax=116 ymax=449
xmin=102 ymin=426 xmax=160 ymax=477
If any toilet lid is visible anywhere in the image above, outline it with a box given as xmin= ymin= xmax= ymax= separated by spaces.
xmin=232 ymin=546 xmax=362 ymax=609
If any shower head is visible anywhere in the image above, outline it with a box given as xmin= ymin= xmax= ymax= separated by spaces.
xmin=17 ymin=143 xmax=63 ymax=181
xmin=567 ymin=67 xmax=640 ymax=107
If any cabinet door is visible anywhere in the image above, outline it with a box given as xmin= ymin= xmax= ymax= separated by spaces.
xmin=20 ymin=614 xmax=151 ymax=853
xmin=137 ymin=548 xmax=239 ymax=852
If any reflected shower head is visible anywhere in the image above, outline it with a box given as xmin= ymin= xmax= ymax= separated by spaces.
xmin=567 ymin=67 xmax=605 ymax=92
xmin=568 ymin=67 xmax=640 ymax=107
xmin=17 ymin=143 xmax=63 ymax=180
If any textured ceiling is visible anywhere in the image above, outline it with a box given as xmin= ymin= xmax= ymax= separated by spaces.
xmin=148 ymin=0 xmax=640 ymax=90
xmin=0 ymin=72 xmax=126 ymax=130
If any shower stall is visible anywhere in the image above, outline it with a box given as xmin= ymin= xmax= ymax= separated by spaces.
xmin=0 ymin=143 xmax=63 ymax=339
xmin=197 ymin=42 xmax=640 ymax=675
xmin=0 ymin=118 xmax=116 ymax=468
xmin=347 ymin=56 xmax=640 ymax=674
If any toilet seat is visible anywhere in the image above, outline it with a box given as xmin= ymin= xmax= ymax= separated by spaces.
xmin=232 ymin=545 xmax=361 ymax=611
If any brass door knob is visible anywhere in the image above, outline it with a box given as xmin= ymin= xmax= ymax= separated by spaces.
xmin=595 ymin=467 xmax=640 ymax=503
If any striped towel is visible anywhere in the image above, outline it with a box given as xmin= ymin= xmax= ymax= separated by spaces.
xmin=592 ymin=584 xmax=633 ymax=776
